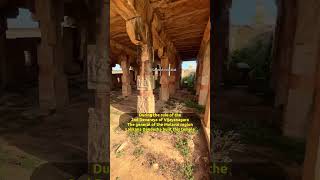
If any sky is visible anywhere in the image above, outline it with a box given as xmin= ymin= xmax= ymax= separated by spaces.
xmin=231 ymin=0 xmax=277 ymax=25
xmin=7 ymin=8 xmax=38 ymax=28
xmin=113 ymin=64 xmax=122 ymax=71
xmin=182 ymin=61 xmax=197 ymax=70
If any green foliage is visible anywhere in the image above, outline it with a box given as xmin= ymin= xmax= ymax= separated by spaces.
xmin=127 ymin=131 xmax=143 ymax=145
xmin=182 ymin=74 xmax=195 ymax=90
xmin=181 ymin=162 xmax=194 ymax=180
xmin=133 ymin=146 xmax=144 ymax=158
xmin=184 ymin=100 xmax=205 ymax=113
xmin=175 ymin=138 xmax=189 ymax=157
xmin=230 ymin=34 xmax=273 ymax=81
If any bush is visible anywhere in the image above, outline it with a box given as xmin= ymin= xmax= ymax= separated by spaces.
xmin=182 ymin=74 xmax=195 ymax=90
xmin=230 ymin=33 xmax=273 ymax=81
xmin=184 ymin=99 xmax=205 ymax=113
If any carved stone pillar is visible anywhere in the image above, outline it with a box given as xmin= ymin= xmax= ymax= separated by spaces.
xmin=123 ymin=15 xmax=155 ymax=113
xmin=87 ymin=0 xmax=110 ymax=166
xmin=0 ymin=15 xmax=7 ymax=90
xmin=176 ymin=61 xmax=181 ymax=90
xmin=169 ymin=63 xmax=176 ymax=96
xmin=120 ymin=55 xmax=131 ymax=97
xmin=35 ymin=0 xmax=69 ymax=112
xmin=196 ymin=58 xmax=203 ymax=95
xmin=156 ymin=65 xmax=161 ymax=86
xmin=63 ymin=27 xmax=80 ymax=74
xmin=137 ymin=44 xmax=155 ymax=113
xmin=160 ymin=56 xmax=170 ymax=101
xmin=79 ymin=25 xmax=88 ymax=76
xmin=134 ymin=68 xmax=138 ymax=83
xmin=130 ymin=69 xmax=135 ymax=85
xmin=203 ymin=86 xmax=210 ymax=128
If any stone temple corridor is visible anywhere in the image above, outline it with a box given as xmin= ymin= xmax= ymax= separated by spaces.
xmin=0 ymin=0 xmax=211 ymax=179
xmin=0 ymin=0 xmax=319 ymax=179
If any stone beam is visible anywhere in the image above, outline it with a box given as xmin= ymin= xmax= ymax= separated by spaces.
xmin=110 ymin=39 xmax=136 ymax=59
xmin=111 ymin=0 xmax=180 ymax=59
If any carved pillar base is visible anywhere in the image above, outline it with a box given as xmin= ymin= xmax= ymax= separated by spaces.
xmin=122 ymin=84 xmax=132 ymax=97
xmin=160 ymin=84 xmax=169 ymax=101
xmin=137 ymin=94 xmax=155 ymax=113
xmin=160 ymin=57 xmax=170 ymax=101
xmin=169 ymin=75 xmax=176 ymax=95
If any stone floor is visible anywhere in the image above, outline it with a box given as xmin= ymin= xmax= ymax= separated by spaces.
xmin=214 ymin=86 xmax=303 ymax=180
xmin=0 ymin=78 xmax=89 ymax=179
xmin=110 ymin=90 xmax=210 ymax=180
xmin=0 ymin=77 xmax=210 ymax=179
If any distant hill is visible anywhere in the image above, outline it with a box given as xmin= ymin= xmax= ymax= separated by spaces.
xmin=230 ymin=24 xmax=274 ymax=52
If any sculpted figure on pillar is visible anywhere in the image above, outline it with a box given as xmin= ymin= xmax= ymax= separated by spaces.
xmin=120 ymin=54 xmax=132 ymax=97
xmin=126 ymin=17 xmax=155 ymax=113
xmin=160 ymin=56 xmax=170 ymax=101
